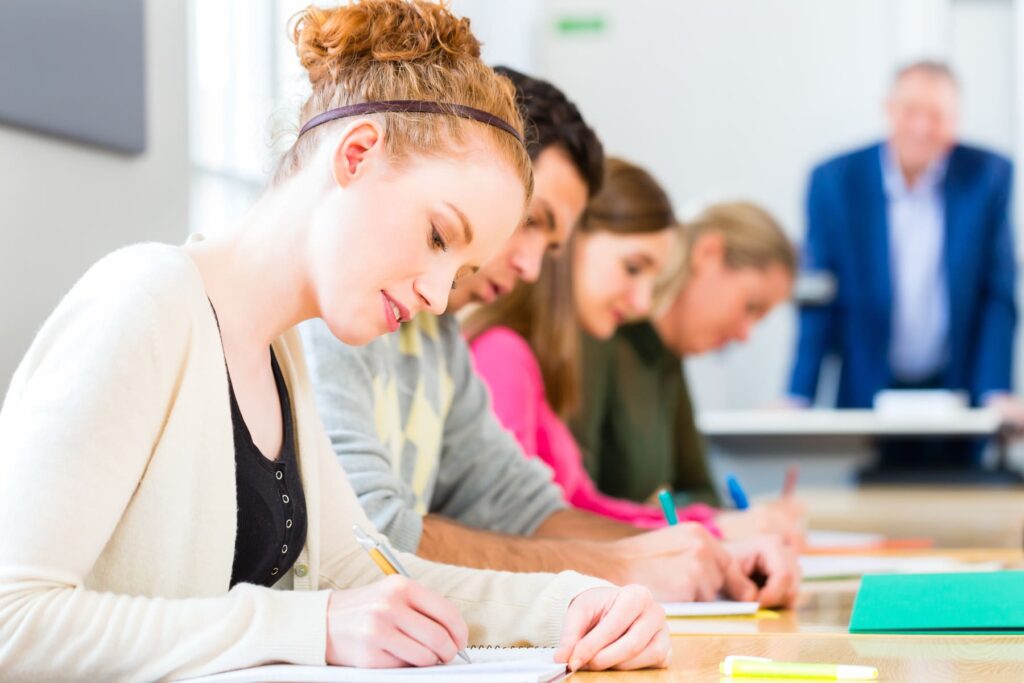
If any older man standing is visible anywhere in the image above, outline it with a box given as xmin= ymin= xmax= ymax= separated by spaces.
xmin=789 ymin=61 xmax=1020 ymax=473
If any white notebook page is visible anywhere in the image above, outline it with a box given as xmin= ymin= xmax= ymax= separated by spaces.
xmin=180 ymin=647 xmax=564 ymax=683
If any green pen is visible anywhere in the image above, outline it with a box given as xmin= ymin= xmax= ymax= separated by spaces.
xmin=720 ymin=656 xmax=878 ymax=679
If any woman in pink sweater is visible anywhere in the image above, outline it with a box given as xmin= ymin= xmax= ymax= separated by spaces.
xmin=469 ymin=324 xmax=721 ymax=531
xmin=466 ymin=160 xmax=805 ymax=545
xmin=465 ymin=159 xmax=721 ymax=532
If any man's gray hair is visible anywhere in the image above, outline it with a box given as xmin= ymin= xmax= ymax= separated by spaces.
xmin=893 ymin=60 xmax=959 ymax=90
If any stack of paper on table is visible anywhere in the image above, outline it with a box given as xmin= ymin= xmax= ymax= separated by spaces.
xmin=660 ymin=601 xmax=759 ymax=617
xmin=800 ymin=554 xmax=1004 ymax=581
xmin=803 ymin=530 xmax=932 ymax=553
xmin=805 ymin=530 xmax=886 ymax=549
xmin=180 ymin=648 xmax=563 ymax=683
xmin=873 ymin=389 xmax=969 ymax=417
xmin=662 ymin=601 xmax=773 ymax=636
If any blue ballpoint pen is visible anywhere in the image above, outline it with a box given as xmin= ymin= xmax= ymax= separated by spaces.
xmin=726 ymin=475 xmax=750 ymax=510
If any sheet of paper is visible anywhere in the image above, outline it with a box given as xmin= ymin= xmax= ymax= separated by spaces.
xmin=660 ymin=600 xmax=759 ymax=617
xmin=665 ymin=607 xmax=779 ymax=634
xmin=800 ymin=555 xmax=1004 ymax=581
xmin=181 ymin=648 xmax=563 ymax=683
xmin=805 ymin=530 xmax=886 ymax=549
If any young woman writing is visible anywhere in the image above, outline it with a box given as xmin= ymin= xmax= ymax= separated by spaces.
xmin=0 ymin=3 xmax=667 ymax=680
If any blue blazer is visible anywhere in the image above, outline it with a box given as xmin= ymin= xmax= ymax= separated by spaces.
xmin=789 ymin=142 xmax=1017 ymax=408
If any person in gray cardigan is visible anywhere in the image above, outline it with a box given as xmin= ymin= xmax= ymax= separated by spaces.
xmin=303 ymin=68 xmax=801 ymax=607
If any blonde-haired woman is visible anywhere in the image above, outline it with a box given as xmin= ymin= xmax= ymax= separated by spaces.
xmin=571 ymin=201 xmax=804 ymax=543
xmin=466 ymin=160 xmax=802 ymax=607
xmin=0 ymin=3 xmax=667 ymax=680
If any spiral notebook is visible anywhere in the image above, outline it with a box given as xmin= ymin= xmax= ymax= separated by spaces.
xmin=181 ymin=647 xmax=564 ymax=683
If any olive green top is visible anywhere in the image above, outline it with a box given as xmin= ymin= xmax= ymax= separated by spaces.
xmin=570 ymin=321 xmax=720 ymax=506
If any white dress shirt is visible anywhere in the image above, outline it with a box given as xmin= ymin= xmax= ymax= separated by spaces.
xmin=881 ymin=144 xmax=950 ymax=382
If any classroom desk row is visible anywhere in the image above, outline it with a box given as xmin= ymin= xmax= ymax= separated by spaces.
xmin=800 ymin=487 xmax=1024 ymax=548
xmin=575 ymin=549 xmax=1024 ymax=682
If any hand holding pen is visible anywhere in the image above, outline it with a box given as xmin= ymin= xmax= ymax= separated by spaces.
xmin=322 ymin=524 xmax=470 ymax=668
xmin=353 ymin=524 xmax=471 ymax=663
xmin=718 ymin=470 xmax=806 ymax=548
xmin=658 ymin=484 xmax=801 ymax=607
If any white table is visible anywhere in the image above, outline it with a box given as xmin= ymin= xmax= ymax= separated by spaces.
xmin=698 ymin=408 xmax=1002 ymax=437
xmin=697 ymin=409 xmax=1013 ymax=490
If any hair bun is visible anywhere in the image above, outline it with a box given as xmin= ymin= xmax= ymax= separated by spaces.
xmin=293 ymin=0 xmax=481 ymax=87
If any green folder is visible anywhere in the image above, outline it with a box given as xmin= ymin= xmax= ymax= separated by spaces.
xmin=850 ymin=571 xmax=1024 ymax=634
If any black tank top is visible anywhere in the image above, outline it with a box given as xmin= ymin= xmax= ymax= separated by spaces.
xmin=227 ymin=348 xmax=308 ymax=587
xmin=208 ymin=301 xmax=308 ymax=587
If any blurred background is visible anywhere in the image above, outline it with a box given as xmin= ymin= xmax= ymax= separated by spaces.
xmin=0 ymin=0 xmax=1019 ymax=417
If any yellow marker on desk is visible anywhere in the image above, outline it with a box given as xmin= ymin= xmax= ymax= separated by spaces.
xmin=353 ymin=524 xmax=471 ymax=664
xmin=720 ymin=656 xmax=878 ymax=679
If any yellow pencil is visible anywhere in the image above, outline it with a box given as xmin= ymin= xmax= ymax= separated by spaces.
xmin=353 ymin=524 xmax=471 ymax=664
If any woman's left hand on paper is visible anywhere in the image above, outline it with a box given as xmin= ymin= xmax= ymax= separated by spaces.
xmin=553 ymin=585 xmax=671 ymax=671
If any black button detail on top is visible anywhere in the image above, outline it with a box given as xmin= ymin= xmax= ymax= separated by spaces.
xmin=223 ymin=341 xmax=308 ymax=590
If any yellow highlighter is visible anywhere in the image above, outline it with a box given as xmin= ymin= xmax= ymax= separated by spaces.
xmin=352 ymin=524 xmax=471 ymax=664
xmin=720 ymin=656 xmax=878 ymax=680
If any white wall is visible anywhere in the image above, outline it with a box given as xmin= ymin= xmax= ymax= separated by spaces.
xmin=952 ymin=0 xmax=1016 ymax=151
xmin=450 ymin=0 xmax=544 ymax=73
xmin=0 ymin=0 xmax=189 ymax=389
xmin=180 ymin=0 xmax=1020 ymax=411
xmin=534 ymin=0 xmax=1017 ymax=409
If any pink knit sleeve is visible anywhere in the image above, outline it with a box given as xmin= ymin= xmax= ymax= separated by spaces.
xmin=468 ymin=327 xmax=542 ymax=457
xmin=566 ymin=484 xmax=722 ymax=535
xmin=565 ymin=491 xmax=721 ymax=535
xmin=676 ymin=503 xmax=722 ymax=537
xmin=564 ymin=474 xmax=667 ymax=528
xmin=469 ymin=328 xmax=723 ymax=535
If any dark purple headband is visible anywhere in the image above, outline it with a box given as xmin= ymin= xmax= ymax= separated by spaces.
xmin=298 ymin=99 xmax=524 ymax=145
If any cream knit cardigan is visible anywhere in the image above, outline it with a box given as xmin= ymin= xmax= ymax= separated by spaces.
xmin=0 ymin=244 xmax=607 ymax=682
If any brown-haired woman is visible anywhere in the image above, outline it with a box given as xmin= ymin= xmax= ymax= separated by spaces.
xmin=0 ymin=3 xmax=667 ymax=680
xmin=464 ymin=158 xmax=675 ymax=414
xmin=464 ymin=157 xmax=719 ymax=522
xmin=465 ymin=159 xmax=802 ymax=607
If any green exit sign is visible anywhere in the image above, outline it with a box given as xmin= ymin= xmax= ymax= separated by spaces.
xmin=555 ymin=15 xmax=607 ymax=35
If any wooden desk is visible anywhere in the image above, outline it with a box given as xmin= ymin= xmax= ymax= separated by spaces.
xmin=576 ymin=634 xmax=1024 ymax=682
xmin=573 ymin=549 xmax=1024 ymax=682
xmin=799 ymin=487 xmax=1024 ymax=548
